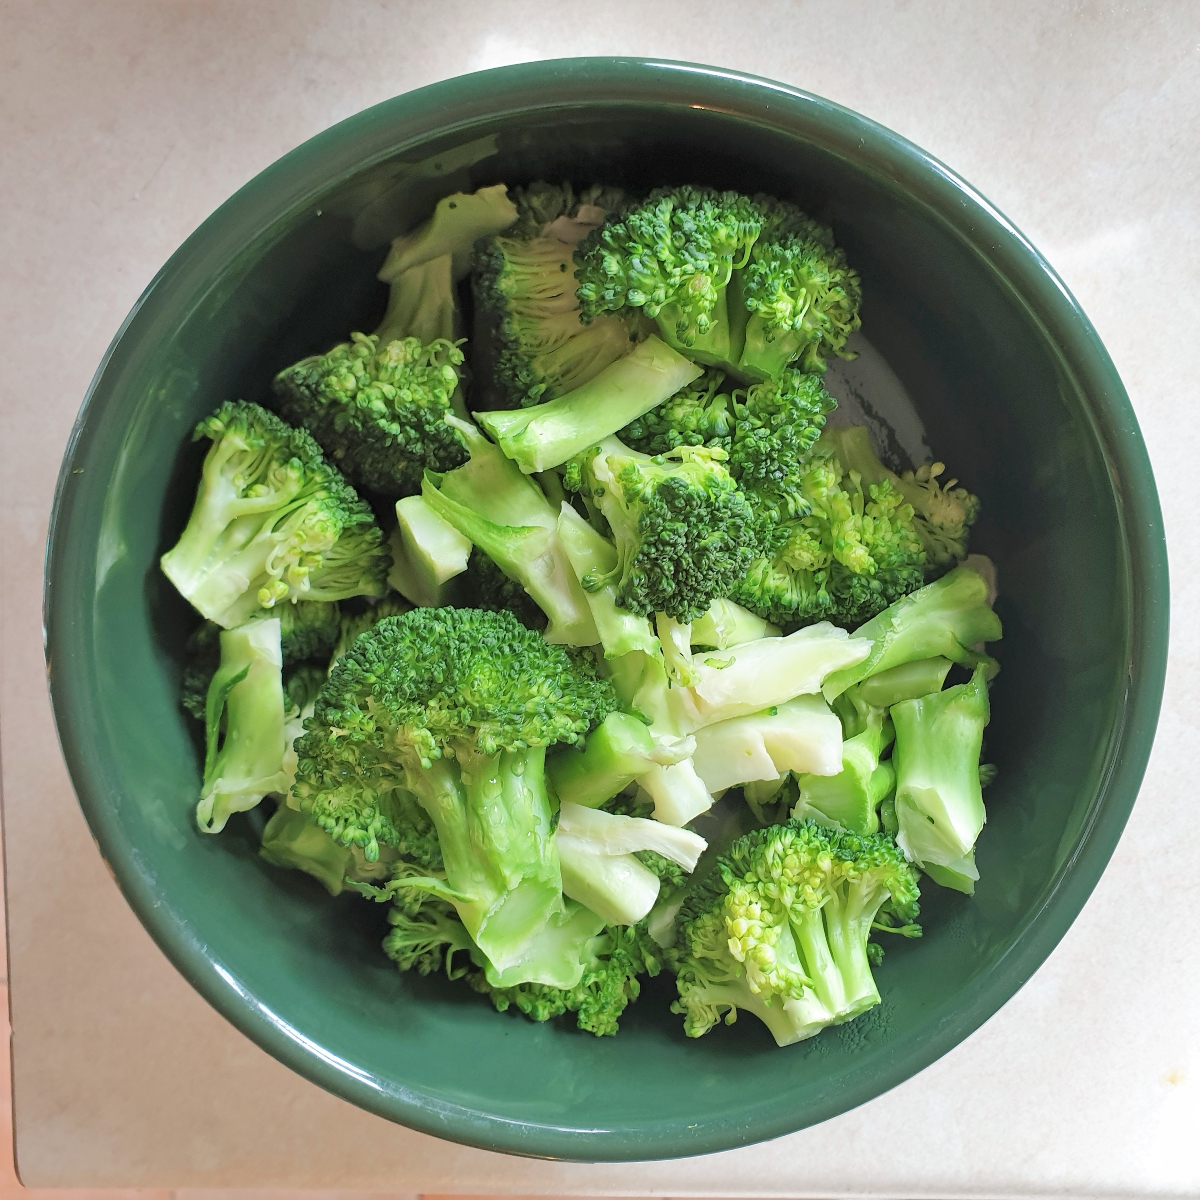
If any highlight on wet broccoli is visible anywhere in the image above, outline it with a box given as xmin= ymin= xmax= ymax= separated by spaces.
xmin=272 ymin=334 xmax=469 ymax=498
xmin=161 ymin=402 xmax=390 ymax=629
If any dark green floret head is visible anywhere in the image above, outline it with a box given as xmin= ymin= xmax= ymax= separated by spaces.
xmin=272 ymin=333 xmax=468 ymax=498
xmin=620 ymin=368 xmax=734 ymax=456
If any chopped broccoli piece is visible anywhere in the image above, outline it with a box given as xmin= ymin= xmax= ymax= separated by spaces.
xmin=819 ymin=425 xmax=980 ymax=568
xmin=387 ymin=494 xmax=473 ymax=607
xmin=690 ymin=695 xmax=843 ymax=793
xmin=461 ymin=547 xmax=548 ymax=632
xmin=272 ymin=334 xmax=468 ymax=498
xmin=620 ymin=368 xmax=734 ymax=455
xmin=422 ymin=416 xmax=598 ymax=645
xmin=690 ymin=598 xmax=780 ymax=649
xmin=474 ymin=336 xmax=703 ymax=474
xmin=327 ymin=595 xmax=413 ymax=670
xmin=575 ymin=186 xmax=764 ymax=370
xmin=473 ymin=183 xmax=640 ymax=407
xmin=670 ymin=819 xmax=920 ymax=1045
xmin=196 ymin=618 xmax=289 ymax=834
xmin=292 ymin=607 xmax=616 ymax=976
xmin=891 ymin=663 xmax=992 ymax=893
xmin=822 ymin=564 xmax=1003 ymax=701
xmin=161 ymin=401 xmax=389 ymax=628
xmin=581 ymin=436 xmax=759 ymax=622
xmin=856 ymin=656 xmax=953 ymax=708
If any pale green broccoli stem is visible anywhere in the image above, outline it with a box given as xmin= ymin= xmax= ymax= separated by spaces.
xmin=788 ymin=904 xmax=849 ymax=1020
xmin=822 ymin=565 xmax=1002 ymax=701
xmin=475 ymin=336 xmax=702 ymax=472
xmin=638 ymin=760 xmax=714 ymax=826
xmin=197 ymin=619 xmax=288 ymax=834
xmin=387 ymin=495 xmax=472 ymax=607
xmin=546 ymin=713 xmax=660 ymax=808
xmin=652 ymin=289 xmax=742 ymax=375
xmin=375 ymin=253 xmax=459 ymax=346
xmin=891 ymin=663 xmax=991 ymax=894
xmin=422 ymin=418 xmax=598 ymax=646
xmin=404 ymin=747 xmax=564 ymax=974
xmin=737 ymin=315 xmax=810 ymax=382
xmin=691 ymin=696 xmax=844 ymax=793
xmin=856 ymin=657 xmax=953 ymax=707
xmin=556 ymin=504 xmax=658 ymax=658
xmin=656 ymin=614 xmax=697 ymax=686
xmin=481 ymin=901 xmax=607 ymax=990
xmin=820 ymin=882 xmax=886 ymax=1019
xmin=793 ymin=703 xmax=891 ymax=834
xmin=690 ymin=598 xmax=780 ymax=649
xmin=556 ymin=840 xmax=660 ymax=926
xmin=260 ymin=803 xmax=396 ymax=896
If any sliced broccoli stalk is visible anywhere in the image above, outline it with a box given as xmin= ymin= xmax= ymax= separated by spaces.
xmin=375 ymin=252 xmax=459 ymax=347
xmin=656 ymin=613 xmax=698 ymax=686
xmin=421 ymin=417 xmax=599 ymax=645
xmin=583 ymin=436 xmax=759 ymax=622
xmin=161 ymin=402 xmax=390 ymax=627
xmin=387 ymin=494 xmax=472 ymax=607
xmin=555 ymin=801 xmax=706 ymax=926
xmin=272 ymin=335 xmax=467 ymax=498
xmin=793 ymin=702 xmax=895 ymax=835
xmin=856 ymin=656 xmax=953 ymax=708
xmin=690 ymin=598 xmax=780 ymax=649
xmin=891 ymin=663 xmax=991 ymax=893
xmin=637 ymin=760 xmax=715 ymax=827
xmin=293 ymin=608 xmax=616 ymax=977
xmin=259 ymin=801 xmax=398 ymax=896
xmin=474 ymin=336 xmax=702 ymax=474
xmin=691 ymin=696 xmax=844 ymax=793
xmin=556 ymin=504 xmax=659 ymax=659
xmin=197 ymin=618 xmax=288 ymax=834
xmin=479 ymin=900 xmax=608 ymax=989
xmin=818 ymin=426 xmax=980 ymax=568
xmin=546 ymin=712 xmax=690 ymax=809
xmin=822 ymin=565 xmax=1002 ymax=701
xmin=687 ymin=622 xmax=872 ymax=726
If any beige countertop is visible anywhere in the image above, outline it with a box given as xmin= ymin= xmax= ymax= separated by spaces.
xmin=2 ymin=1 xmax=1197 ymax=1194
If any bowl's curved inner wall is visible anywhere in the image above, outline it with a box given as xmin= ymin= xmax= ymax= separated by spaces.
xmin=60 ymin=105 xmax=1127 ymax=1144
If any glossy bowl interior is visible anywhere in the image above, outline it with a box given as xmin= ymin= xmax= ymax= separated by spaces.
xmin=45 ymin=59 xmax=1167 ymax=1161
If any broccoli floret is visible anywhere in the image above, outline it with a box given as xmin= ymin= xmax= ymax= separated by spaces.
xmin=474 ymin=336 xmax=703 ymax=474
xmin=161 ymin=401 xmax=390 ymax=628
xmin=292 ymin=607 xmax=616 ymax=977
xmin=473 ymin=183 xmax=640 ymax=408
xmin=575 ymin=186 xmax=764 ymax=370
xmin=891 ymin=663 xmax=992 ymax=893
xmin=471 ymin=921 xmax=665 ymax=1037
xmin=272 ymin=334 xmax=468 ymax=498
xmin=732 ymin=431 xmax=927 ymax=629
xmin=737 ymin=198 xmax=862 ymax=379
xmin=620 ymin=368 xmax=734 ymax=455
xmin=375 ymin=184 xmax=518 ymax=347
xmin=819 ymin=425 xmax=980 ymax=568
xmin=328 ymin=595 xmax=413 ymax=669
xmin=670 ymin=819 xmax=920 ymax=1045
xmin=580 ymin=436 xmax=759 ymax=622
xmin=821 ymin=564 xmax=1003 ymax=701
xmin=422 ymin=416 xmax=598 ymax=645
xmin=196 ymin=618 xmax=289 ymax=834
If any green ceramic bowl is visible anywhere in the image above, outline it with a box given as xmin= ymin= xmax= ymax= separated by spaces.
xmin=45 ymin=59 xmax=1168 ymax=1161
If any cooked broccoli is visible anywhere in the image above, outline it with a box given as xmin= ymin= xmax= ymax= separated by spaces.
xmin=556 ymin=504 xmax=659 ymax=658
xmin=473 ymin=182 xmax=640 ymax=408
xmin=375 ymin=184 xmax=518 ymax=347
xmin=387 ymin=494 xmax=473 ymax=608
xmin=620 ymin=368 xmax=734 ymax=455
xmin=580 ymin=436 xmax=759 ymax=622
xmin=461 ymin=547 xmax=548 ymax=632
xmin=670 ymin=819 xmax=920 ymax=1045
xmin=422 ymin=416 xmax=598 ymax=644
xmin=891 ymin=662 xmax=991 ymax=893
xmin=821 ymin=564 xmax=1003 ymax=701
xmin=328 ymin=595 xmax=413 ymax=669
xmin=555 ymin=800 xmax=707 ymax=926
xmin=689 ymin=597 xmax=780 ymax=650
xmin=737 ymin=196 xmax=862 ymax=379
xmin=819 ymin=426 xmax=980 ymax=568
xmin=471 ymin=920 xmax=665 ymax=1036
xmin=160 ymin=402 xmax=389 ymax=628
xmin=272 ymin=334 xmax=468 ymax=498
xmin=575 ymin=186 xmax=764 ymax=370
xmin=291 ymin=607 xmax=616 ymax=976
xmin=474 ymin=336 xmax=703 ymax=474
xmin=690 ymin=695 xmax=843 ymax=793
xmin=731 ymin=431 xmax=927 ymax=630
xmin=196 ymin=618 xmax=289 ymax=834
xmin=856 ymin=656 xmax=953 ymax=709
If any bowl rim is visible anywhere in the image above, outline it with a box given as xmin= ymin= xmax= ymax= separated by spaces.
xmin=44 ymin=56 xmax=1169 ymax=1162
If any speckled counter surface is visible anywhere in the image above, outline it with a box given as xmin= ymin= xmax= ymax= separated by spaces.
xmin=2 ymin=2 xmax=1196 ymax=1194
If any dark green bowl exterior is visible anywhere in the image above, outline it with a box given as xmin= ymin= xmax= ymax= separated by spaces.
xmin=45 ymin=59 xmax=1168 ymax=1161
